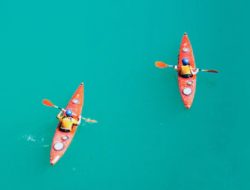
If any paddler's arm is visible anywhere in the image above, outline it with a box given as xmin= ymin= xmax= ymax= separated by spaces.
xmin=71 ymin=113 xmax=82 ymax=125
xmin=72 ymin=117 xmax=81 ymax=125
xmin=78 ymin=116 xmax=82 ymax=125
xmin=60 ymin=108 xmax=66 ymax=112
xmin=57 ymin=111 xmax=64 ymax=120
xmin=191 ymin=67 xmax=199 ymax=75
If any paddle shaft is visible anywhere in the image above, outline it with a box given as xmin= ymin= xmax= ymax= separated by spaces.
xmin=54 ymin=105 xmax=90 ymax=121
xmin=155 ymin=61 xmax=218 ymax=73
xmin=42 ymin=99 xmax=97 ymax=123
xmin=167 ymin=64 xmax=217 ymax=73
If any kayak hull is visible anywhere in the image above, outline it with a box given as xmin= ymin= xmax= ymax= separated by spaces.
xmin=178 ymin=33 xmax=196 ymax=109
xmin=50 ymin=83 xmax=84 ymax=165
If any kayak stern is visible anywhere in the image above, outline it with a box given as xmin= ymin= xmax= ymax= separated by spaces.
xmin=185 ymin=103 xmax=191 ymax=109
xmin=50 ymin=155 xmax=60 ymax=165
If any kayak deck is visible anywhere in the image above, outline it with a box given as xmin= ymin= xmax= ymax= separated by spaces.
xmin=177 ymin=33 xmax=196 ymax=109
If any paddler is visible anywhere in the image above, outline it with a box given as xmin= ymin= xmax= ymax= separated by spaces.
xmin=57 ymin=109 xmax=81 ymax=132
xmin=175 ymin=58 xmax=199 ymax=78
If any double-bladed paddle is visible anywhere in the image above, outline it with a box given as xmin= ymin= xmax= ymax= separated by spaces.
xmin=42 ymin=99 xmax=98 ymax=123
xmin=155 ymin=61 xmax=219 ymax=73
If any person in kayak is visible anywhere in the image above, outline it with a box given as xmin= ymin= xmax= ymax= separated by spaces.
xmin=175 ymin=58 xmax=199 ymax=78
xmin=57 ymin=109 xmax=81 ymax=132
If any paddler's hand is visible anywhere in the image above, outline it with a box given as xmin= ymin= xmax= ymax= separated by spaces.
xmin=191 ymin=68 xmax=199 ymax=75
xmin=78 ymin=115 xmax=82 ymax=121
xmin=60 ymin=108 xmax=66 ymax=112
xmin=77 ymin=116 xmax=82 ymax=125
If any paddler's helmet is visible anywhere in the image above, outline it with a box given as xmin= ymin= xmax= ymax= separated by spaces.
xmin=182 ymin=58 xmax=189 ymax=66
xmin=66 ymin=109 xmax=73 ymax=117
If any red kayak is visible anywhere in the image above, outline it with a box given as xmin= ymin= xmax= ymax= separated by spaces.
xmin=50 ymin=83 xmax=84 ymax=165
xmin=178 ymin=33 xmax=196 ymax=109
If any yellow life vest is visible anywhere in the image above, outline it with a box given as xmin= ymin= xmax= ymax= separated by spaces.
xmin=59 ymin=117 xmax=78 ymax=131
xmin=180 ymin=65 xmax=192 ymax=75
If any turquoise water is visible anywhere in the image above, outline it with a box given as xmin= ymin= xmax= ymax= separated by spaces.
xmin=1 ymin=0 xmax=250 ymax=189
